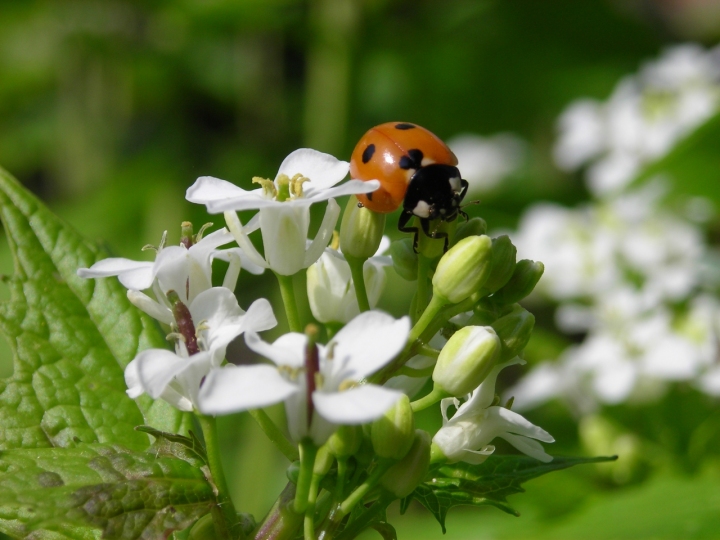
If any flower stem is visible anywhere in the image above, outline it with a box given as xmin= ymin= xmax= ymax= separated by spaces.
xmin=197 ymin=414 xmax=240 ymax=539
xmin=397 ymin=365 xmax=435 ymax=378
xmin=294 ymin=440 xmax=318 ymax=514
xmin=410 ymin=386 xmax=449 ymax=412
xmin=253 ymin=482 xmax=303 ymax=540
xmin=334 ymin=492 xmax=395 ymax=540
xmin=346 ymin=255 xmax=371 ymax=313
xmin=336 ymin=459 xmax=394 ymax=518
xmin=414 ymin=255 xmax=433 ymax=322
xmin=276 ymin=272 xmax=302 ymax=332
xmin=409 ymin=293 xmax=448 ymax=344
xmin=335 ymin=457 xmax=348 ymax=499
xmin=304 ymin=471 xmax=323 ymax=540
xmin=249 ymin=409 xmax=299 ymax=462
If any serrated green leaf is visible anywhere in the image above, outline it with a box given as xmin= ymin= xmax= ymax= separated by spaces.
xmin=0 ymin=444 xmax=214 ymax=539
xmin=0 ymin=167 xmax=190 ymax=451
xmin=415 ymin=455 xmax=616 ymax=533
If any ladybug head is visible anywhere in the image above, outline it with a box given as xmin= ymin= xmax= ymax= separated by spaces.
xmin=403 ymin=164 xmax=468 ymax=222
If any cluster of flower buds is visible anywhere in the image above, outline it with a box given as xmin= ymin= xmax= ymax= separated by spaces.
xmin=76 ymin=147 xmax=552 ymax=540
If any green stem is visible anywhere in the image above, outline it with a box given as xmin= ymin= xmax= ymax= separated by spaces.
xmin=418 ymin=344 xmax=440 ymax=358
xmin=197 ymin=415 xmax=240 ymax=539
xmin=304 ymin=472 xmax=323 ymax=540
xmin=397 ymin=365 xmax=435 ymax=378
xmin=410 ymin=386 xmax=449 ymax=413
xmin=249 ymin=409 xmax=299 ymax=462
xmin=252 ymin=482 xmax=303 ymax=540
xmin=335 ymin=457 xmax=348 ymax=499
xmin=414 ymin=255 xmax=433 ymax=322
xmin=409 ymin=294 xmax=448 ymax=344
xmin=294 ymin=440 xmax=318 ymax=514
xmin=276 ymin=272 xmax=302 ymax=332
xmin=346 ymin=255 xmax=371 ymax=313
xmin=334 ymin=492 xmax=395 ymax=540
xmin=336 ymin=459 xmax=394 ymax=518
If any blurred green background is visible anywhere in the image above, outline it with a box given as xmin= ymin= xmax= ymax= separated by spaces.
xmin=1 ymin=0 xmax=720 ymax=538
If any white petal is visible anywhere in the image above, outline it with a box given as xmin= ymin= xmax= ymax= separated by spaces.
xmin=127 ymin=290 xmax=174 ymax=325
xmin=198 ymin=364 xmax=298 ymax=415
xmin=500 ymin=432 xmax=553 ymax=462
xmin=207 ymin=195 xmax=291 ymax=213
xmin=124 ymin=358 xmax=143 ymax=398
xmin=329 ymin=311 xmax=410 ymax=381
xmin=153 ymin=246 xmax=194 ymax=301
xmin=277 ymin=149 xmax=349 ymax=191
xmin=245 ymin=331 xmax=307 ymax=368
xmin=303 ymin=199 xmax=341 ymax=268
xmin=186 ymin=176 xmax=252 ymax=205
xmin=224 ymin=211 xmax=270 ymax=270
xmin=77 ymin=258 xmax=155 ymax=290
xmin=458 ymin=446 xmax=496 ymax=465
xmin=305 ymin=179 xmax=380 ymax=202
xmin=312 ymin=385 xmax=403 ymax=424
xmin=261 ymin=205 xmax=310 ymax=275
xmin=489 ymin=407 xmax=555 ymax=443
xmin=190 ymin=287 xmax=243 ymax=328
xmin=135 ymin=349 xmax=209 ymax=400
xmin=214 ymin=248 xmax=266 ymax=277
xmin=241 ymin=298 xmax=278 ymax=333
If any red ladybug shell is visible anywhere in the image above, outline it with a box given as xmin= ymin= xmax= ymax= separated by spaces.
xmin=350 ymin=122 xmax=458 ymax=213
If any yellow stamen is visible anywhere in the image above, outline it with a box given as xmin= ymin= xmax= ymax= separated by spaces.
xmin=253 ymin=176 xmax=277 ymax=199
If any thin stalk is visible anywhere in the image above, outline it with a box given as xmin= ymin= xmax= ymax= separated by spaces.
xmin=253 ymin=482 xmax=303 ymax=540
xmin=346 ymin=255 xmax=371 ymax=313
xmin=294 ymin=440 xmax=318 ymax=514
xmin=197 ymin=415 xmax=240 ymax=539
xmin=249 ymin=409 xmax=299 ymax=462
xmin=418 ymin=344 xmax=440 ymax=358
xmin=397 ymin=365 xmax=435 ymax=378
xmin=304 ymin=472 xmax=323 ymax=540
xmin=334 ymin=492 xmax=395 ymax=540
xmin=335 ymin=457 xmax=348 ymax=499
xmin=276 ymin=272 xmax=302 ymax=332
xmin=414 ymin=255 xmax=433 ymax=322
xmin=410 ymin=386 xmax=449 ymax=412
xmin=409 ymin=294 xmax=447 ymax=344
xmin=336 ymin=459 xmax=394 ymax=518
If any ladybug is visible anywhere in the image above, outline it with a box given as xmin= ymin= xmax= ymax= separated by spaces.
xmin=350 ymin=122 xmax=469 ymax=251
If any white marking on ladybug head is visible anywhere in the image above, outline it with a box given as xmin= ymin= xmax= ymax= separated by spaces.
xmin=421 ymin=157 xmax=436 ymax=167
xmin=449 ymin=176 xmax=461 ymax=192
xmin=412 ymin=200 xmax=432 ymax=218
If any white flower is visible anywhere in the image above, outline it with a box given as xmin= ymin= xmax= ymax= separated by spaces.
xmin=77 ymin=228 xmax=261 ymax=323
xmin=198 ymin=310 xmax=410 ymax=445
xmin=187 ymin=149 xmax=381 ymax=276
xmin=432 ymin=359 xmax=554 ymax=464
xmin=553 ymin=44 xmax=720 ymax=197
xmin=306 ymin=237 xmax=391 ymax=324
xmin=125 ymin=290 xmax=276 ymax=411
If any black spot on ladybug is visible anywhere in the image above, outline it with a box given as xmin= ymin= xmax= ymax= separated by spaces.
xmin=395 ymin=123 xmax=416 ymax=130
xmin=361 ymin=144 xmax=375 ymax=164
xmin=399 ymin=149 xmax=424 ymax=170
xmin=367 ymin=191 xmax=373 ymax=201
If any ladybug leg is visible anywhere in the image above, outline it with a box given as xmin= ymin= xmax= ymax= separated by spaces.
xmin=421 ymin=218 xmax=450 ymax=252
xmin=398 ymin=212 xmax=421 ymax=252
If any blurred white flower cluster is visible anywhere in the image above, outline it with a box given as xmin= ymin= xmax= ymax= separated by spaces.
xmin=554 ymin=44 xmax=720 ymax=197
xmin=510 ymin=44 xmax=720 ymax=414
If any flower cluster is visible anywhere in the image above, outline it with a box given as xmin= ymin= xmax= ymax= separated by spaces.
xmin=508 ymin=44 xmax=720 ymax=415
xmin=77 ymin=147 xmax=551 ymax=540
xmin=554 ymin=43 xmax=720 ymax=197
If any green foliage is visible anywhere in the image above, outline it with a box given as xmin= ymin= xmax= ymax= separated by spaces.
xmin=0 ymin=167 xmax=190 ymax=451
xmin=0 ymin=443 xmax=214 ymax=539
xmin=408 ymin=455 xmax=617 ymax=533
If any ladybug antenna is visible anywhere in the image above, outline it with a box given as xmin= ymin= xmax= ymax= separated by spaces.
xmin=459 ymin=200 xmax=480 ymax=221
xmin=461 ymin=199 xmax=481 ymax=210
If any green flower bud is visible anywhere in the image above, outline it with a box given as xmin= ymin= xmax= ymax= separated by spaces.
xmin=326 ymin=425 xmax=363 ymax=458
xmin=491 ymin=304 xmax=535 ymax=360
xmin=491 ymin=259 xmax=544 ymax=305
xmin=380 ymin=430 xmax=431 ymax=498
xmin=313 ymin=445 xmax=334 ymax=476
xmin=432 ymin=235 xmax=493 ymax=304
xmin=452 ymin=217 xmax=487 ymax=247
xmin=340 ymin=195 xmax=387 ymax=260
xmin=371 ymin=394 xmax=415 ymax=460
xmin=390 ymin=238 xmax=418 ymax=281
xmin=482 ymin=235 xmax=517 ymax=294
xmin=433 ymin=326 xmax=501 ymax=396
xmin=472 ymin=301 xmax=498 ymax=325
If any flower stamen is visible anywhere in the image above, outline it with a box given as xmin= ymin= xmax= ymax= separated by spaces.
xmin=253 ymin=176 xmax=278 ymax=199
